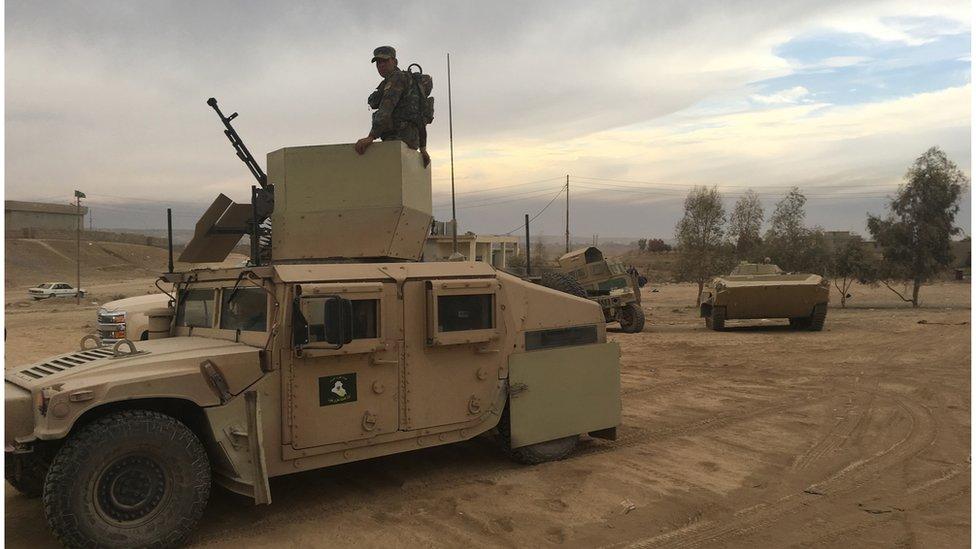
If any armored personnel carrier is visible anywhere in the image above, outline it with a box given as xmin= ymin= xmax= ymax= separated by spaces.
xmin=699 ymin=262 xmax=829 ymax=331
xmin=5 ymin=112 xmax=621 ymax=548
xmin=544 ymin=247 xmax=645 ymax=333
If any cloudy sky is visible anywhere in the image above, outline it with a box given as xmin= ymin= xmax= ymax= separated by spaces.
xmin=5 ymin=0 xmax=971 ymax=240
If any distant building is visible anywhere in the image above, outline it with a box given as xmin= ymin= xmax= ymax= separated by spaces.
xmin=5 ymin=201 xmax=88 ymax=232
xmin=424 ymin=222 xmax=519 ymax=267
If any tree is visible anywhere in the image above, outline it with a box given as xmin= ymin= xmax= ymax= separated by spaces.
xmin=530 ymin=237 xmax=549 ymax=271
xmin=637 ymin=238 xmax=647 ymax=252
xmin=673 ymin=186 xmax=731 ymax=304
xmin=763 ymin=187 xmax=831 ymax=273
xmin=646 ymin=238 xmax=672 ymax=252
xmin=866 ymin=147 xmax=967 ymax=307
xmin=829 ymin=235 xmax=869 ymax=308
xmin=728 ymin=189 xmax=764 ymax=260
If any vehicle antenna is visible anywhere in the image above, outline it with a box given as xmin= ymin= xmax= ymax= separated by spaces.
xmin=448 ymin=53 xmax=458 ymax=256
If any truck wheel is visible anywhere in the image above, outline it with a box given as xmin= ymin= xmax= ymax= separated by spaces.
xmin=618 ymin=303 xmax=645 ymax=333
xmin=788 ymin=317 xmax=810 ymax=329
xmin=497 ymin=406 xmax=579 ymax=465
xmin=808 ymin=303 xmax=827 ymax=331
xmin=709 ymin=306 xmax=726 ymax=331
xmin=43 ymin=410 xmax=211 ymax=549
xmin=540 ymin=271 xmax=588 ymax=299
xmin=5 ymin=448 xmax=53 ymax=498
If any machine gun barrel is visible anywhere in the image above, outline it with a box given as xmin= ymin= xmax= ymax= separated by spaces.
xmin=207 ymin=97 xmax=268 ymax=189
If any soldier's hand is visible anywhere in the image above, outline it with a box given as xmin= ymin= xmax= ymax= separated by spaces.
xmin=421 ymin=149 xmax=431 ymax=168
xmin=355 ymin=137 xmax=374 ymax=155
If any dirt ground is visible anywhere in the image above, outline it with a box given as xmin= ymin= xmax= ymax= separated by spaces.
xmin=4 ymin=280 xmax=971 ymax=548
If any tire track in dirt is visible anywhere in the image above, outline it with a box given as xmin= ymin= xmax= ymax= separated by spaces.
xmin=577 ymin=387 xmax=825 ymax=459
xmin=615 ymin=389 xmax=941 ymax=548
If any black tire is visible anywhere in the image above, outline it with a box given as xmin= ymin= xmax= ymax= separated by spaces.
xmin=808 ymin=303 xmax=827 ymax=331
xmin=618 ymin=302 xmax=645 ymax=333
xmin=709 ymin=306 xmax=726 ymax=331
xmin=5 ymin=448 xmax=53 ymax=498
xmin=497 ymin=405 xmax=579 ymax=465
xmin=43 ymin=410 xmax=211 ymax=549
xmin=539 ymin=271 xmax=588 ymax=299
xmin=788 ymin=317 xmax=809 ymax=329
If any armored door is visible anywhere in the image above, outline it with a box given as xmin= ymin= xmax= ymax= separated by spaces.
xmin=400 ymin=279 xmax=503 ymax=431
xmin=288 ymin=282 xmax=401 ymax=450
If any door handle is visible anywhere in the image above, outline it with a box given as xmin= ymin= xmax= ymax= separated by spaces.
xmin=370 ymin=355 xmax=398 ymax=366
xmin=475 ymin=347 xmax=500 ymax=355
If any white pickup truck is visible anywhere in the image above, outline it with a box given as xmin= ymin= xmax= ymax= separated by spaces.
xmin=28 ymin=282 xmax=86 ymax=300
xmin=96 ymin=293 xmax=172 ymax=343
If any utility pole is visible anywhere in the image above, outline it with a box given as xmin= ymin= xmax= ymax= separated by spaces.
xmin=74 ymin=190 xmax=86 ymax=305
xmin=447 ymin=52 xmax=460 ymax=258
xmin=524 ymin=213 xmax=531 ymax=277
xmin=565 ymin=174 xmax=570 ymax=253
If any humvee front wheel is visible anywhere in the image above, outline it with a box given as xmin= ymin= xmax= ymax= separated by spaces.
xmin=43 ymin=410 xmax=211 ymax=549
xmin=618 ymin=303 xmax=645 ymax=333
xmin=497 ymin=406 xmax=579 ymax=465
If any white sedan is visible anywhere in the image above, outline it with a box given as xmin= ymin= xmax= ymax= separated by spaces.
xmin=28 ymin=282 xmax=87 ymax=300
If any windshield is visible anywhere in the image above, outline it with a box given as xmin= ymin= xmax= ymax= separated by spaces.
xmin=220 ymin=287 xmax=267 ymax=332
xmin=176 ymin=288 xmax=215 ymax=328
xmin=38 ymin=283 xmax=53 ymax=289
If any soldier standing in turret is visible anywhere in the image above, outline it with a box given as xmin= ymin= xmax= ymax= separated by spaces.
xmin=355 ymin=46 xmax=431 ymax=167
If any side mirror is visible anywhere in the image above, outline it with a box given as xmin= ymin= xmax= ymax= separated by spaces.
xmin=323 ymin=297 xmax=353 ymax=345
xmin=292 ymin=297 xmax=309 ymax=348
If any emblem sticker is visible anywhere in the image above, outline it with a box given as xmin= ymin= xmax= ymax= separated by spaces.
xmin=319 ymin=373 xmax=358 ymax=406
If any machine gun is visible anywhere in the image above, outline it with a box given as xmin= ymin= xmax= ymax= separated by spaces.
xmin=200 ymin=97 xmax=273 ymax=265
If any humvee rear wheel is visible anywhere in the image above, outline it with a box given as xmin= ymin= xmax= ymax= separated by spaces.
xmin=5 ymin=448 xmax=53 ymax=498
xmin=709 ymin=306 xmax=726 ymax=331
xmin=43 ymin=410 xmax=211 ymax=549
xmin=618 ymin=303 xmax=645 ymax=333
xmin=497 ymin=406 xmax=579 ymax=465
xmin=540 ymin=271 xmax=588 ymax=299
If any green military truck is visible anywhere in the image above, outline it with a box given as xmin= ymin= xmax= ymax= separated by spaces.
xmin=542 ymin=247 xmax=645 ymax=333
xmin=5 ymin=114 xmax=622 ymax=548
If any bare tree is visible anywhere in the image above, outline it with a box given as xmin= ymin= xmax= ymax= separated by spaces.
xmin=674 ymin=186 xmax=731 ymax=304
xmin=728 ymin=189 xmax=764 ymax=260
xmin=637 ymin=238 xmax=647 ymax=252
xmin=867 ymin=147 xmax=968 ymax=307
xmin=829 ymin=235 xmax=868 ymax=308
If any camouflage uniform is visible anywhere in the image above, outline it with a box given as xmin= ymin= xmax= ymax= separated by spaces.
xmin=368 ymin=68 xmax=425 ymax=150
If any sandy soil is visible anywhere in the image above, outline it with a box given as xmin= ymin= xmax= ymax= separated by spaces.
xmin=4 ymin=280 xmax=970 ymax=548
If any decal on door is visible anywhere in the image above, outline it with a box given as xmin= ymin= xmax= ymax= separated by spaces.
xmin=319 ymin=373 xmax=358 ymax=406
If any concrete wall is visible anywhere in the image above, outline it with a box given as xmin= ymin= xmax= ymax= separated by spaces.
xmin=5 ymin=210 xmax=82 ymax=232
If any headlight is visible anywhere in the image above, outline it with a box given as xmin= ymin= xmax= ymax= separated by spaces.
xmin=111 ymin=314 xmax=126 ymax=323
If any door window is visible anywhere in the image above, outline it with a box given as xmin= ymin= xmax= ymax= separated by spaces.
xmin=306 ymin=298 xmax=379 ymax=342
xmin=437 ymin=294 xmax=493 ymax=332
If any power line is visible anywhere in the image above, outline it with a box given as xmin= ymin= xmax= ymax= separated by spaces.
xmin=503 ymin=186 xmax=567 ymax=235
xmin=431 ymin=176 xmax=565 ymax=198
xmin=434 ymin=185 xmax=566 ymax=209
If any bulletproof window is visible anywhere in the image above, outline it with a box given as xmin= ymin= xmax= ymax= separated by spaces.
xmin=525 ymin=325 xmax=598 ymax=351
xmin=306 ymin=299 xmax=378 ymax=342
xmin=176 ymin=288 xmax=215 ymax=328
xmin=220 ymin=288 xmax=267 ymax=332
xmin=588 ymin=263 xmax=609 ymax=277
xmin=437 ymin=294 xmax=493 ymax=332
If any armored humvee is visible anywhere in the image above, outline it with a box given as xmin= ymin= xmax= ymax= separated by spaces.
xmin=5 ymin=137 xmax=621 ymax=548
xmin=699 ymin=262 xmax=830 ymax=331
xmin=544 ymin=247 xmax=645 ymax=333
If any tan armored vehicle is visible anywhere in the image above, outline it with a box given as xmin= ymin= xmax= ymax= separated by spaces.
xmin=544 ymin=247 xmax=645 ymax=333
xmin=5 ymin=129 xmax=621 ymax=548
xmin=699 ymin=262 xmax=830 ymax=331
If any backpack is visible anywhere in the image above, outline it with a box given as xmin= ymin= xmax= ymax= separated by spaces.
xmin=406 ymin=63 xmax=434 ymax=124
